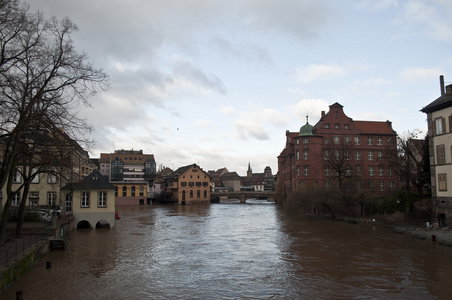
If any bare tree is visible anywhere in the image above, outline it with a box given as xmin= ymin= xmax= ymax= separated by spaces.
xmin=322 ymin=139 xmax=357 ymax=190
xmin=0 ymin=0 xmax=109 ymax=243
xmin=394 ymin=130 xmax=428 ymax=195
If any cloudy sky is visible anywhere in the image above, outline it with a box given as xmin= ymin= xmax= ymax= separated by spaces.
xmin=29 ymin=0 xmax=452 ymax=175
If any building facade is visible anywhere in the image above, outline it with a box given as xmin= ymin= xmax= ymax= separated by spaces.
xmin=278 ymin=102 xmax=398 ymax=194
xmin=63 ymin=170 xmax=116 ymax=228
xmin=421 ymin=76 xmax=452 ymax=217
xmin=160 ymin=164 xmax=211 ymax=204
xmin=1 ymin=130 xmax=96 ymax=213
xmin=99 ymin=149 xmax=156 ymax=205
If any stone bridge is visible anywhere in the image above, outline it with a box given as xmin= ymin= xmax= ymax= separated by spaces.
xmin=210 ymin=191 xmax=276 ymax=203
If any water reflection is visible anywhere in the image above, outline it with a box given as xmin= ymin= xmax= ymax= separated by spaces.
xmin=2 ymin=204 xmax=452 ymax=299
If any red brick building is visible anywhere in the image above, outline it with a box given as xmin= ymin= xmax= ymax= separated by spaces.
xmin=278 ymin=103 xmax=398 ymax=194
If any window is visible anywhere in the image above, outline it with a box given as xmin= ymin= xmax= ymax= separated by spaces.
xmin=303 ymin=166 xmax=309 ymax=176
xmin=296 ymin=139 xmax=299 ymax=145
xmin=356 ymin=166 xmax=362 ymax=176
xmin=437 ymin=144 xmax=446 ymax=165
xmin=131 ymin=186 xmax=136 ymax=197
xmin=438 ymin=173 xmax=447 ymax=191
xmin=345 ymin=136 xmax=351 ymax=145
xmin=98 ymin=192 xmax=107 ymax=207
xmin=354 ymin=137 xmax=361 ymax=145
xmin=296 ymin=151 xmax=300 ymax=161
xmin=369 ymin=166 xmax=374 ymax=176
xmin=388 ymin=167 xmax=393 ymax=176
xmin=303 ymin=138 xmax=308 ymax=144
xmin=377 ymin=151 xmax=383 ymax=161
xmin=303 ymin=151 xmax=309 ymax=160
xmin=81 ymin=192 xmax=90 ymax=207
xmin=345 ymin=166 xmax=352 ymax=176
xmin=48 ymin=172 xmax=57 ymax=184
xmin=204 ymin=190 xmax=207 ymax=198
xmin=115 ymin=186 xmax=118 ymax=197
xmin=196 ymin=182 xmax=201 ymax=187
xmin=324 ymin=166 xmax=331 ymax=176
xmin=389 ymin=181 xmax=395 ymax=191
xmin=435 ymin=117 xmax=446 ymax=135
xmin=181 ymin=182 xmax=187 ymax=186
xmin=29 ymin=192 xmax=39 ymax=206
xmin=324 ymin=138 xmax=330 ymax=144
xmin=344 ymin=124 xmax=349 ymax=130
xmin=190 ymin=190 xmax=193 ymax=198
xmin=355 ymin=151 xmax=361 ymax=160
xmin=47 ymin=192 xmax=56 ymax=206
xmin=197 ymin=190 xmax=201 ymax=198
xmin=334 ymin=150 xmax=340 ymax=160
xmin=13 ymin=168 xmax=21 ymax=183
xmin=189 ymin=182 xmax=194 ymax=187
xmin=334 ymin=123 xmax=340 ymax=129
xmin=325 ymin=123 xmax=330 ymax=129
xmin=369 ymin=181 xmax=375 ymax=191
xmin=377 ymin=137 xmax=383 ymax=145
xmin=334 ymin=136 xmax=340 ymax=145
xmin=296 ymin=166 xmax=300 ymax=177
xmin=31 ymin=168 xmax=39 ymax=183
xmin=345 ymin=151 xmax=351 ymax=160
xmin=387 ymin=138 xmax=392 ymax=146
xmin=378 ymin=167 xmax=384 ymax=176
xmin=139 ymin=186 xmax=144 ymax=196
xmin=324 ymin=150 xmax=330 ymax=160
xmin=368 ymin=151 xmax=374 ymax=161
xmin=65 ymin=193 xmax=72 ymax=212
xmin=367 ymin=137 xmax=373 ymax=145
xmin=12 ymin=193 xmax=20 ymax=206
xmin=122 ymin=186 xmax=127 ymax=197
xmin=379 ymin=181 xmax=385 ymax=191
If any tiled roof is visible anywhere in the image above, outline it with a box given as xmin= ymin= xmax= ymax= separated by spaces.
xmin=353 ymin=120 xmax=396 ymax=135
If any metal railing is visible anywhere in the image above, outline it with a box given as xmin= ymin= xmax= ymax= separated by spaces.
xmin=0 ymin=227 xmax=53 ymax=267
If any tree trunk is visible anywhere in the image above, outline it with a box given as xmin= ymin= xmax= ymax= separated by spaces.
xmin=16 ymin=181 xmax=30 ymax=238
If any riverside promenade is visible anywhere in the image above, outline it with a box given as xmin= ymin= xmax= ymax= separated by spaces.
xmin=394 ymin=225 xmax=452 ymax=246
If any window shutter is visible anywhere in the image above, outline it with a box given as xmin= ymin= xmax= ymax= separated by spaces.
xmin=442 ymin=117 xmax=446 ymax=134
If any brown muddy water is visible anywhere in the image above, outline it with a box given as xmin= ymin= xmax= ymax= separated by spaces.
xmin=2 ymin=200 xmax=452 ymax=299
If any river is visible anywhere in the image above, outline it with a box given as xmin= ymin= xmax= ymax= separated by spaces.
xmin=2 ymin=200 xmax=452 ymax=299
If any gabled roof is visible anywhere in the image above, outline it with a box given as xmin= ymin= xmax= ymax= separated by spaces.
xmin=421 ymin=92 xmax=452 ymax=113
xmin=353 ymin=120 xmax=396 ymax=135
xmin=169 ymin=163 xmax=210 ymax=179
xmin=63 ymin=170 xmax=115 ymax=190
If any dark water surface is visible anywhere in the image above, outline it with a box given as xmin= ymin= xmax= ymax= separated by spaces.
xmin=3 ymin=201 xmax=452 ymax=299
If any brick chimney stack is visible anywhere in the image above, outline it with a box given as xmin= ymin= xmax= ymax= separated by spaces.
xmin=440 ymin=75 xmax=445 ymax=95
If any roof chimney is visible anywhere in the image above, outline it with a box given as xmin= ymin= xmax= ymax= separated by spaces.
xmin=440 ymin=75 xmax=445 ymax=96
xmin=321 ymin=111 xmax=325 ymax=118
xmin=446 ymin=84 xmax=452 ymax=95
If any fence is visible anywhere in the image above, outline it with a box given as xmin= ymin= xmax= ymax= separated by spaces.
xmin=0 ymin=227 xmax=54 ymax=267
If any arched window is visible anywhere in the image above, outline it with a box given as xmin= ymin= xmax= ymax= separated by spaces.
xmin=182 ymin=190 xmax=185 ymax=200
xmin=190 ymin=190 xmax=193 ymax=198
xmin=197 ymin=190 xmax=200 ymax=198
xmin=122 ymin=186 xmax=127 ymax=197
xmin=203 ymin=190 xmax=207 ymax=198
xmin=131 ymin=186 xmax=136 ymax=197
xmin=139 ymin=186 xmax=144 ymax=196
xmin=115 ymin=186 xmax=118 ymax=197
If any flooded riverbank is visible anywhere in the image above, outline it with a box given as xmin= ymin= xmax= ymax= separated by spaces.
xmin=2 ymin=203 xmax=452 ymax=299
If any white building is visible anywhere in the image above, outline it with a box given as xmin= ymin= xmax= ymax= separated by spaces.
xmin=421 ymin=75 xmax=452 ymax=218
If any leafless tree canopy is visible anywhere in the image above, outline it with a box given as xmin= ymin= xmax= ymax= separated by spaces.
xmin=0 ymin=0 xmax=109 ymax=241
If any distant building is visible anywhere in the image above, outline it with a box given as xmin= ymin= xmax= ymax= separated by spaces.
xmin=278 ymin=102 xmax=398 ymax=194
xmin=421 ymin=75 xmax=452 ymax=216
xmin=160 ymin=164 xmax=211 ymax=204
xmin=98 ymin=149 xmax=156 ymax=205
